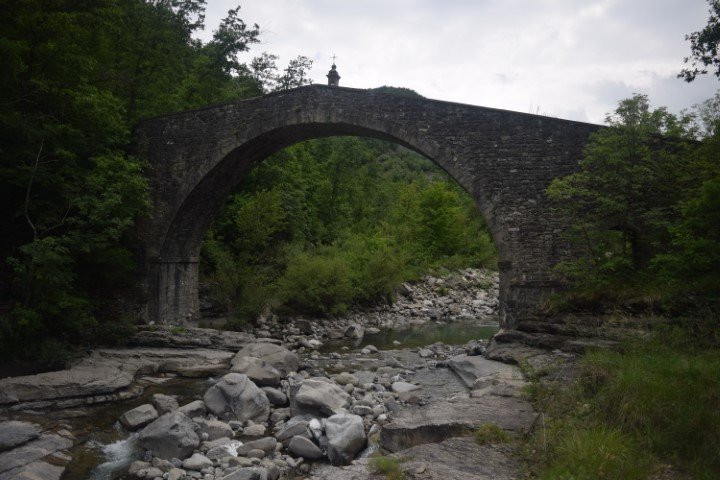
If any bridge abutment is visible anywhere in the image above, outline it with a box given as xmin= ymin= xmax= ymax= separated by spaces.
xmin=147 ymin=259 xmax=200 ymax=324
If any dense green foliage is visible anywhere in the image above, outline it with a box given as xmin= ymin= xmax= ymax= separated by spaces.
xmin=547 ymin=94 xmax=720 ymax=311
xmin=680 ymin=0 xmax=720 ymax=82
xmin=528 ymin=323 xmax=720 ymax=479
xmin=201 ymin=136 xmax=496 ymax=323
xmin=0 ymin=0 xmax=313 ymax=365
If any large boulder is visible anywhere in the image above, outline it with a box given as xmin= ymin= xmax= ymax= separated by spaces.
xmin=233 ymin=343 xmax=299 ymax=377
xmin=274 ymin=416 xmax=312 ymax=445
xmin=203 ymin=373 xmax=270 ymax=422
xmin=138 ymin=411 xmax=199 ymax=460
xmin=119 ymin=404 xmax=158 ymax=431
xmin=151 ymin=393 xmax=179 ymax=414
xmin=292 ymin=377 xmax=350 ymax=416
xmin=177 ymin=399 xmax=206 ymax=418
xmin=231 ymin=357 xmax=282 ymax=387
xmin=325 ymin=413 xmax=366 ymax=465
xmin=288 ymin=435 xmax=323 ymax=460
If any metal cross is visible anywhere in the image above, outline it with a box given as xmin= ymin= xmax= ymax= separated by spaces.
xmin=331 ymin=54 xmax=337 ymax=64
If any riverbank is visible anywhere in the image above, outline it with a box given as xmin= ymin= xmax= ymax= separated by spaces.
xmin=0 ymin=267 xmax=635 ymax=480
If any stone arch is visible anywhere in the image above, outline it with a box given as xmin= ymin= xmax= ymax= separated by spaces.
xmin=134 ymin=85 xmax=599 ymax=327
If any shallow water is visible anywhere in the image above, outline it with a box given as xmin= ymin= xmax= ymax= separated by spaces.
xmin=59 ymin=320 xmax=499 ymax=479
xmin=61 ymin=378 xmax=211 ymax=480
xmin=321 ymin=320 xmax=499 ymax=352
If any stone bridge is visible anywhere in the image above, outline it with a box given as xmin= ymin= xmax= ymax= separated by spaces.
xmin=134 ymin=85 xmax=600 ymax=327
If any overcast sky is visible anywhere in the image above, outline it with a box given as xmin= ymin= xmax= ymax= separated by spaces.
xmin=198 ymin=0 xmax=718 ymax=124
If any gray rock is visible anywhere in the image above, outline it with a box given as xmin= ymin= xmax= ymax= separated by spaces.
xmin=0 ymin=421 xmax=41 ymax=451
xmin=128 ymin=460 xmax=149 ymax=476
xmin=260 ymin=387 xmax=287 ymax=406
xmin=246 ymin=448 xmax=265 ymax=458
xmin=1 ymin=461 xmax=65 ymax=480
xmin=397 ymin=437 xmax=520 ymax=480
xmin=220 ymin=467 xmax=268 ymax=480
xmin=236 ymin=437 xmax=277 ymax=456
xmin=233 ymin=343 xmax=299 ymax=377
xmin=243 ymin=424 xmax=266 ymax=436
xmin=0 ymin=434 xmax=72 ymax=475
xmin=138 ymin=411 xmax=199 ymax=460
xmin=0 ymin=348 xmax=234 ymax=406
xmin=197 ymin=419 xmax=234 ymax=441
xmin=119 ymin=404 xmax=159 ymax=431
xmin=418 ymin=348 xmax=434 ymax=358
xmin=391 ymin=381 xmax=420 ymax=393
xmin=324 ymin=413 xmax=366 ymax=466
xmin=332 ymin=372 xmax=358 ymax=386
xmin=182 ymin=453 xmax=212 ymax=470
xmin=152 ymin=393 xmax=179 ymax=414
xmin=293 ymin=378 xmax=350 ymax=416
xmin=177 ymin=399 xmax=206 ymax=418
xmin=446 ymin=355 xmax=520 ymax=389
xmin=232 ymin=357 xmax=282 ymax=387
xmin=135 ymin=466 xmax=163 ymax=478
xmin=344 ymin=324 xmax=364 ymax=340
xmin=131 ymin=326 xmax=253 ymax=350
xmin=167 ymin=468 xmax=186 ymax=480
xmin=274 ymin=418 xmax=310 ymax=444
xmin=351 ymin=405 xmax=373 ymax=416
xmin=203 ymin=373 xmax=270 ymax=422
xmin=380 ymin=396 xmax=534 ymax=452
xmin=288 ymin=436 xmax=323 ymax=460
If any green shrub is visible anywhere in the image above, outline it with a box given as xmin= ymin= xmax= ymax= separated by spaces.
xmin=369 ymin=455 xmax=405 ymax=480
xmin=275 ymin=252 xmax=353 ymax=315
xmin=474 ymin=423 xmax=511 ymax=445
xmin=94 ymin=316 xmax=137 ymax=346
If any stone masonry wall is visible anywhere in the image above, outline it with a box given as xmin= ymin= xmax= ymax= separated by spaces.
xmin=134 ymin=85 xmax=600 ymax=327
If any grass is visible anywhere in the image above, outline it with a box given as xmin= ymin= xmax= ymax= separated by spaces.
xmin=170 ymin=326 xmax=187 ymax=334
xmin=526 ymin=321 xmax=720 ymax=480
xmin=474 ymin=423 xmax=512 ymax=445
xmin=369 ymin=455 xmax=405 ymax=480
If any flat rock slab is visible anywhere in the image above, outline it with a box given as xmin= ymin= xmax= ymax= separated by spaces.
xmin=309 ymin=437 xmax=521 ymax=480
xmin=397 ymin=436 xmax=521 ymax=480
xmin=131 ymin=326 xmax=254 ymax=350
xmin=0 ymin=460 xmax=65 ymax=480
xmin=380 ymin=395 xmax=535 ymax=452
xmin=0 ymin=434 xmax=72 ymax=476
xmin=0 ymin=421 xmax=41 ymax=451
xmin=446 ymin=355 xmax=523 ymax=388
xmin=0 ymin=348 xmax=234 ymax=406
xmin=484 ymin=341 xmax=563 ymax=373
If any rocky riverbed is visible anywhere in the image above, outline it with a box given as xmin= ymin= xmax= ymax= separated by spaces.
xmin=0 ymin=268 xmax=577 ymax=480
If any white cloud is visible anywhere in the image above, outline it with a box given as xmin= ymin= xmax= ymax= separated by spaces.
xmin=198 ymin=0 xmax=719 ymax=123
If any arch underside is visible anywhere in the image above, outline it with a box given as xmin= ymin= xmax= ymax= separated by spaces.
xmin=137 ymin=85 xmax=599 ymax=328
xmin=160 ymin=122 xmax=499 ymax=263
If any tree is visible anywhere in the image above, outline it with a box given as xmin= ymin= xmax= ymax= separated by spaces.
xmin=275 ymin=56 xmax=314 ymax=90
xmin=680 ymin=1 xmax=720 ymax=82
xmin=547 ymin=95 xmax=696 ymax=294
